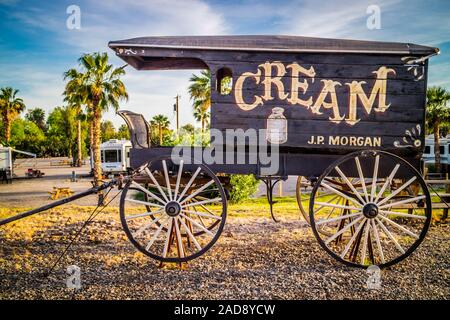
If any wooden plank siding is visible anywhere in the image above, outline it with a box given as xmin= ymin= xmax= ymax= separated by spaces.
xmin=206 ymin=53 xmax=427 ymax=157
xmin=109 ymin=36 xmax=437 ymax=174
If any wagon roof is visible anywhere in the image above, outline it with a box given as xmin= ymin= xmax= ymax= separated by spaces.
xmin=108 ymin=35 xmax=439 ymax=55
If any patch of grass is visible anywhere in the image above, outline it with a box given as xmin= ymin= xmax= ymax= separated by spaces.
xmin=228 ymin=196 xmax=300 ymax=218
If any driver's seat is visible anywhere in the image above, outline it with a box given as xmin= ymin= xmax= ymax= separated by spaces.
xmin=117 ymin=110 xmax=151 ymax=149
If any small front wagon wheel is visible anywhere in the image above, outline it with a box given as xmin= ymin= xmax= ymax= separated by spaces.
xmin=120 ymin=156 xmax=227 ymax=263
xmin=310 ymin=150 xmax=431 ymax=269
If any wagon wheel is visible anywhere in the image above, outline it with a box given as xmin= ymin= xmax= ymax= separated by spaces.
xmin=141 ymin=186 xmax=222 ymax=237
xmin=297 ymin=176 xmax=380 ymax=237
xmin=120 ymin=156 xmax=227 ymax=263
xmin=310 ymin=150 xmax=431 ymax=268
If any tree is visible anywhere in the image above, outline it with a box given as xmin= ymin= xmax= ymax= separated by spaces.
xmin=180 ymin=124 xmax=195 ymax=135
xmin=65 ymin=52 xmax=128 ymax=185
xmin=63 ymin=69 xmax=88 ymax=167
xmin=25 ymin=108 xmax=46 ymax=132
xmin=117 ymin=124 xmax=130 ymax=140
xmin=150 ymin=114 xmax=170 ymax=146
xmin=0 ymin=87 xmax=26 ymax=145
xmin=10 ymin=118 xmax=45 ymax=155
xmin=193 ymin=105 xmax=210 ymax=132
xmin=426 ymin=86 xmax=450 ymax=171
xmin=188 ymin=70 xmax=211 ymax=132
xmin=101 ymin=120 xmax=117 ymax=141
xmin=46 ymin=106 xmax=78 ymax=157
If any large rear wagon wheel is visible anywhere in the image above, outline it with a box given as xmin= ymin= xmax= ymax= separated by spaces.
xmin=120 ymin=156 xmax=227 ymax=263
xmin=310 ymin=150 xmax=431 ymax=269
xmin=297 ymin=176 xmax=372 ymax=237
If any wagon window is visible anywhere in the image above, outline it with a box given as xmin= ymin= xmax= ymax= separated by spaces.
xmin=216 ymin=67 xmax=232 ymax=95
xmin=424 ymin=146 xmax=430 ymax=154
xmin=440 ymin=146 xmax=445 ymax=154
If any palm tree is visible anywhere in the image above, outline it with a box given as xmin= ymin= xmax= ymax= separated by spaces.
xmin=65 ymin=52 xmax=128 ymax=185
xmin=188 ymin=70 xmax=211 ymax=132
xmin=63 ymin=69 xmax=86 ymax=167
xmin=426 ymin=86 xmax=450 ymax=171
xmin=0 ymin=87 xmax=26 ymax=145
xmin=193 ymin=104 xmax=210 ymax=133
xmin=25 ymin=108 xmax=46 ymax=132
xmin=150 ymin=114 xmax=170 ymax=145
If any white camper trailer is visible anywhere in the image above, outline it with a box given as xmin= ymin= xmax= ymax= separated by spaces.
xmin=92 ymin=139 xmax=132 ymax=175
xmin=422 ymin=134 xmax=450 ymax=165
xmin=0 ymin=145 xmax=37 ymax=183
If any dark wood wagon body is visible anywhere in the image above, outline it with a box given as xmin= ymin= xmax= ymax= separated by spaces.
xmin=106 ymin=36 xmax=439 ymax=268
xmin=0 ymin=36 xmax=440 ymax=270
xmin=109 ymin=36 xmax=438 ymax=178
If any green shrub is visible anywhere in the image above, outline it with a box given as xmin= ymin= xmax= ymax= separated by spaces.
xmin=229 ymin=174 xmax=260 ymax=204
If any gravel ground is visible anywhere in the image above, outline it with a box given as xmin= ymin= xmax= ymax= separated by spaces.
xmin=0 ymin=205 xmax=449 ymax=300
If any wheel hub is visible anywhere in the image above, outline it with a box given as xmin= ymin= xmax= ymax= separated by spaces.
xmin=363 ymin=203 xmax=379 ymax=219
xmin=165 ymin=201 xmax=181 ymax=217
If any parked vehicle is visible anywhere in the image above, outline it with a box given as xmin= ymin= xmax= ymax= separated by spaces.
xmin=91 ymin=139 xmax=132 ymax=175
xmin=422 ymin=134 xmax=450 ymax=165
xmin=1 ymin=35 xmax=440 ymax=269
xmin=0 ymin=145 xmax=36 ymax=183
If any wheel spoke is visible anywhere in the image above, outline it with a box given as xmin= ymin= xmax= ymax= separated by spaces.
xmin=370 ymin=155 xmax=380 ymax=202
xmin=133 ymin=214 xmax=165 ymax=238
xmin=375 ymin=217 xmax=405 ymax=254
xmin=355 ymin=156 xmax=369 ymax=202
xmin=379 ymin=210 xmax=427 ymax=219
xmin=377 ymin=176 xmax=417 ymax=206
xmin=377 ymin=214 xmax=419 ymax=239
xmin=196 ymin=201 xmax=218 ymax=216
xmin=323 ymin=197 xmax=339 ymax=221
xmin=162 ymin=218 xmax=174 ymax=258
xmin=177 ymin=217 xmax=202 ymax=251
xmin=162 ymin=160 xmax=173 ymax=201
xmin=321 ymin=182 xmax=362 ymax=207
xmin=374 ymin=164 xmax=400 ymax=203
xmin=179 ymin=213 xmax=214 ymax=236
xmin=371 ymin=219 xmax=385 ymax=264
xmin=313 ymin=195 xmax=339 ymax=214
xmin=145 ymin=218 xmax=169 ymax=251
xmin=126 ymin=208 xmax=164 ymax=220
xmin=173 ymin=160 xmax=184 ymax=201
xmin=131 ymin=181 xmax=166 ymax=205
xmin=182 ymin=197 xmax=222 ymax=208
xmin=174 ymin=217 xmax=184 ymax=258
xmin=316 ymin=211 xmax=362 ymax=226
xmin=144 ymin=167 xmax=169 ymax=203
xmin=182 ymin=209 xmax=222 ymax=220
xmin=335 ymin=166 xmax=366 ymax=204
xmin=180 ymin=179 xmax=215 ymax=205
xmin=340 ymin=219 xmax=367 ymax=259
xmin=360 ymin=222 xmax=371 ymax=264
xmin=315 ymin=201 xmax=360 ymax=211
xmin=177 ymin=167 xmax=201 ymax=202
xmin=125 ymin=198 xmax=164 ymax=208
xmin=324 ymin=216 xmax=364 ymax=244
xmin=378 ymin=195 xmax=425 ymax=209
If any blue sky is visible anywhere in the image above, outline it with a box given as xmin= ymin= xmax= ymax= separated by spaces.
xmin=0 ymin=0 xmax=449 ymax=128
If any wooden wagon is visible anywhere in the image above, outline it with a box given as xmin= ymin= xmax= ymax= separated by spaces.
xmin=108 ymin=35 xmax=439 ymax=268
xmin=0 ymin=36 xmax=439 ymax=269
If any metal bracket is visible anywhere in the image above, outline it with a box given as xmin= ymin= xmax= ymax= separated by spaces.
xmin=258 ymin=175 xmax=288 ymax=222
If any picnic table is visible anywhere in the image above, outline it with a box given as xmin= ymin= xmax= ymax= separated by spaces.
xmin=49 ymin=187 xmax=74 ymax=200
